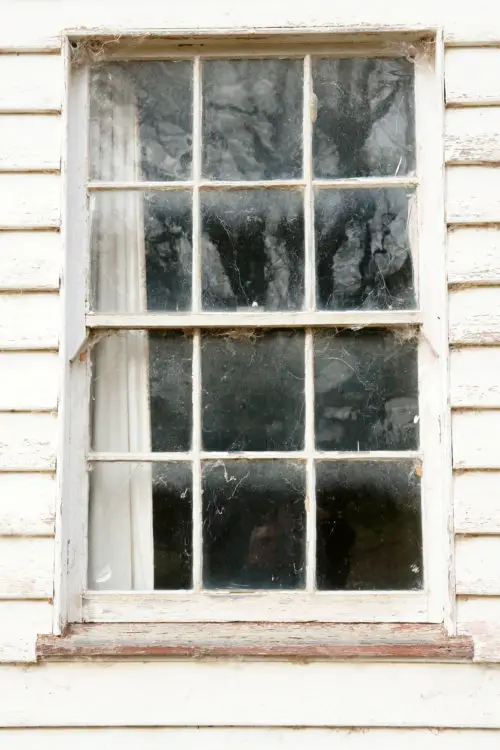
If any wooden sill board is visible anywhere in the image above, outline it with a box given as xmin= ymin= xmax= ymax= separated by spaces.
xmin=37 ymin=623 xmax=474 ymax=661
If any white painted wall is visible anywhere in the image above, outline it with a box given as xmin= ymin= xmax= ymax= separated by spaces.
xmin=1 ymin=0 xmax=500 ymax=742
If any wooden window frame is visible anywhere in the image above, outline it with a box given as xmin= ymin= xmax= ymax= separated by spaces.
xmin=54 ymin=29 xmax=453 ymax=638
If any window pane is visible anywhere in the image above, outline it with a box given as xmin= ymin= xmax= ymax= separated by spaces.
xmin=314 ymin=329 xmax=418 ymax=451
xmin=202 ymin=59 xmax=303 ymax=180
xmin=313 ymin=58 xmax=415 ymax=178
xmin=90 ymin=330 xmax=192 ymax=452
xmin=315 ymin=188 xmax=415 ymax=311
xmin=90 ymin=191 xmax=192 ymax=312
xmin=316 ymin=460 xmax=422 ymax=590
xmin=90 ymin=61 xmax=193 ymax=181
xmin=88 ymin=461 xmax=192 ymax=590
xmin=201 ymin=190 xmax=304 ymax=311
xmin=202 ymin=460 xmax=306 ymax=589
xmin=202 ymin=330 xmax=305 ymax=451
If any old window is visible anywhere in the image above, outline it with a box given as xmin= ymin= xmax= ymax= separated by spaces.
xmin=66 ymin=37 xmax=448 ymax=624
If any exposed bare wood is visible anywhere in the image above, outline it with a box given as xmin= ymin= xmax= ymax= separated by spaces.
xmin=445 ymin=108 xmax=500 ymax=165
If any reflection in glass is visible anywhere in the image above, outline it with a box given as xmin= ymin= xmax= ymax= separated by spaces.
xmin=315 ymin=188 xmax=415 ymax=311
xmin=314 ymin=329 xmax=418 ymax=451
xmin=90 ymin=191 xmax=192 ymax=313
xmin=90 ymin=61 xmax=193 ymax=181
xmin=313 ymin=58 xmax=415 ymax=178
xmin=201 ymin=190 xmax=304 ymax=311
xmin=202 ymin=330 xmax=305 ymax=451
xmin=203 ymin=59 xmax=303 ymax=180
xmin=90 ymin=331 xmax=192 ymax=452
xmin=202 ymin=461 xmax=306 ymax=589
xmin=153 ymin=463 xmax=192 ymax=589
xmin=316 ymin=461 xmax=423 ymax=590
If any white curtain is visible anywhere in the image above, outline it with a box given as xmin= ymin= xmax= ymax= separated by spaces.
xmin=88 ymin=68 xmax=154 ymax=590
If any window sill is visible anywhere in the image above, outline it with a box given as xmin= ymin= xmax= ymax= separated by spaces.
xmin=37 ymin=623 xmax=474 ymax=662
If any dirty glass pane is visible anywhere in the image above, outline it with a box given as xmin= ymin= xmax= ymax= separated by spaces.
xmin=90 ymin=330 xmax=192 ymax=452
xmin=88 ymin=462 xmax=192 ymax=590
xmin=90 ymin=61 xmax=193 ymax=181
xmin=202 ymin=59 xmax=303 ymax=180
xmin=90 ymin=191 xmax=192 ymax=312
xmin=313 ymin=58 xmax=415 ymax=178
xmin=201 ymin=330 xmax=305 ymax=451
xmin=314 ymin=329 xmax=418 ymax=451
xmin=153 ymin=462 xmax=192 ymax=589
xmin=316 ymin=461 xmax=423 ymax=590
xmin=201 ymin=190 xmax=304 ymax=311
xmin=315 ymin=188 xmax=415 ymax=311
xmin=202 ymin=460 xmax=306 ymax=589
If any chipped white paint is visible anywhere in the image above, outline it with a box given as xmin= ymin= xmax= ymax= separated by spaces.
xmin=0 ymin=353 xmax=59 ymax=411
xmin=449 ymin=288 xmax=500 ymax=344
xmin=453 ymin=412 xmax=500 ymax=469
xmin=454 ymin=473 xmax=500 ymax=534
xmin=456 ymin=536 xmax=500 ymax=595
xmin=0 ymin=54 xmax=62 ymax=113
xmin=445 ymin=108 xmax=500 ymax=165
xmin=0 ymin=232 xmax=60 ymax=291
xmin=0 ymin=537 xmax=54 ymax=598
xmin=445 ymin=48 xmax=500 ymax=105
xmin=0 ymin=294 xmax=59 ymax=350
xmin=0 ymin=602 xmax=53 ymax=662
xmin=447 ymin=167 xmax=500 ymax=224
xmin=0 ymin=175 xmax=60 ymax=228
xmin=448 ymin=227 xmax=500 ymax=286
xmin=0 ymin=413 xmax=57 ymax=471
xmin=0 ymin=115 xmax=61 ymax=171
xmin=450 ymin=348 xmax=500 ymax=408
xmin=0 ymin=474 xmax=56 ymax=536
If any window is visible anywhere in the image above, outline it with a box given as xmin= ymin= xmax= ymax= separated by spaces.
xmin=65 ymin=36 xmax=448 ymax=624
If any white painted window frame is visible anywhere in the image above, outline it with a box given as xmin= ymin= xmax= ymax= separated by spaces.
xmin=56 ymin=30 xmax=450 ymax=629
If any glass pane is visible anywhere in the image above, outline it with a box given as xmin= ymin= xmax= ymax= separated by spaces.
xmin=314 ymin=329 xmax=418 ymax=451
xmin=316 ymin=460 xmax=422 ymax=590
xmin=153 ymin=462 xmax=192 ymax=590
xmin=315 ymin=188 xmax=415 ymax=311
xmin=90 ymin=331 xmax=192 ymax=452
xmin=90 ymin=61 xmax=193 ymax=181
xmin=90 ymin=191 xmax=192 ymax=312
xmin=88 ymin=461 xmax=192 ymax=590
xmin=202 ymin=460 xmax=306 ymax=589
xmin=313 ymin=58 xmax=415 ymax=178
xmin=202 ymin=59 xmax=303 ymax=180
xmin=201 ymin=190 xmax=304 ymax=311
xmin=202 ymin=330 xmax=305 ymax=451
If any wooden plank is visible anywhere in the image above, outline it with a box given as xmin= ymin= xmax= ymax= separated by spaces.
xmin=0 ymin=54 xmax=62 ymax=113
xmin=0 ymin=601 xmax=52 ymax=662
xmin=0 ymin=232 xmax=60 ymax=291
xmin=450 ymin=348 xmax=500 ymax=407
xmin=0 ymin=294 xmax=59 ymax=350
xmin=5 ymin=660 xmax=500 ymax=727
xmin=454 ymin=472 xmax=500 ymax=534
xmin=4 ymin=728 xmax=500 ymax=750
xmin=445 ymin=48 xmax=500 ymax=106
xmin=0 ymin=2 xmax=61 ymax=51
xmin=449 ymin=288 xmax=500 ymax=345
xmin=457 ymin=594 xmax=500 ymax=661
xmin=0 ymin=474 xmax=55 ymax=536
xmin=448 ymin=227 xmax=500 ymax=285
xmin=37 ymin=623 xmax=473 ymax=662
xmin=456 ymin=536 xmax=500 ymax=595
xmin=0 ymin=537 xmax=53 ymax=598
xmin=0 ymin=413 xmax=57 ymax=471
xmin=0 ymin=175 xmax=59 ymax=228
xmin=0 ymin=353 xmax=59 ymax=411
xmin=0 ymin=115 xmax=61 ymax=171
xmin=446 ymin=108 xmax=500 ymax=164
xmin=453 ymin=412 xmax=500 ymax=469
xmin=447 ymin=167 xmax=500 ymax=224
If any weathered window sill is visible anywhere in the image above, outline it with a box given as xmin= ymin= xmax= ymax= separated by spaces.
xmin=37 ymin=623 xmax=474 ymax=662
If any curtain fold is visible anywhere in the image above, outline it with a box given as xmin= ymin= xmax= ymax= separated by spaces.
xmin=89 ymin=68 xmax=154 ymax=590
